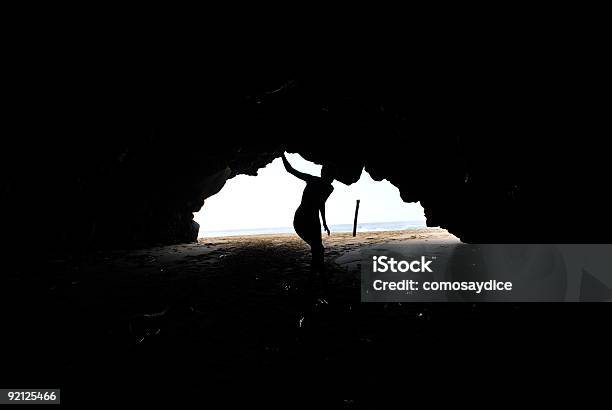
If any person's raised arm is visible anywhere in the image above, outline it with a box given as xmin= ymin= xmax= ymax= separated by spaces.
xmin=281 ymin=153 xmax=312 ymax=182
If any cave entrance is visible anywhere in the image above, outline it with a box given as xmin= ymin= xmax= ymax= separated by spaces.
xmin=194 ymin=154 xmax=427 ymax=238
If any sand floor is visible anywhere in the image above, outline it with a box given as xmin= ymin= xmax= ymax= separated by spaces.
xmin=2 ymin=228 xmax=535 ymax=395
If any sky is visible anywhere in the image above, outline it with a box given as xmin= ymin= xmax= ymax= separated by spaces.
xmin=194 ymin=153 xmax=425 ymax=233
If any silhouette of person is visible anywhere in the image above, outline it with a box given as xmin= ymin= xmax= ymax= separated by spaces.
xmin=281 ymin=153 xmax=335 ymax=271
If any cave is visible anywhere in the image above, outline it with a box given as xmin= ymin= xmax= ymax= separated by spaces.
xmin=5 ymin=70 xmax=611 ymax=250
xmin=3 ymin=66 xmax=611 ymax=404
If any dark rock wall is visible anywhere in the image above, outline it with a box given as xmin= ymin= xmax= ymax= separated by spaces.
xmin=4 ymin=68 xmax=610 ymax=252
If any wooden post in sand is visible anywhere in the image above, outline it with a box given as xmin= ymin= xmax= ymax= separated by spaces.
xmin=352 ymin=199 xmax=360 ymax=237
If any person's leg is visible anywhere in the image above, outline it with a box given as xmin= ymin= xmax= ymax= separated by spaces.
xmin=310 ymin=238 xmax=325 ymax=272
xmin=294 ymin=211 xmax=325 ymax=272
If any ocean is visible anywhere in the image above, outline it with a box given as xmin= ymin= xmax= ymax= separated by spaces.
xmin=199 ymin=220 xmax=427 ymax=238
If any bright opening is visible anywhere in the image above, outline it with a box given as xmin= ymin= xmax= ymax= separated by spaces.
xmin=195 ymin=153 xmax=427 ymax=237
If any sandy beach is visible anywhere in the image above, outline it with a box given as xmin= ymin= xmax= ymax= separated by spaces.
xmin=4 ymin=227 xmax=583 ymax=395
xmin=200 ymin=228 xmax=457 ymax=258
xmin=5 ymin=228 xmax=477 ymax=391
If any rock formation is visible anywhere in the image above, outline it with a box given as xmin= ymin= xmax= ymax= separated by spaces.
xmin=4 ymin=70 xmax=609 ymax=252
